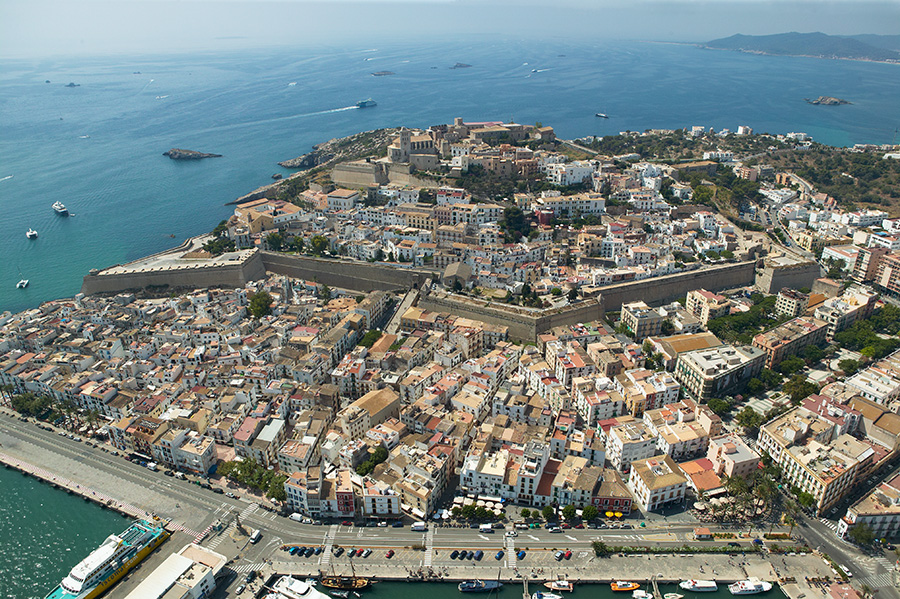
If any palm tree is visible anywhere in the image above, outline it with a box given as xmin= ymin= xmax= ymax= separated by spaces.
xmin=783 ymin=514 xmax=797 ymax=536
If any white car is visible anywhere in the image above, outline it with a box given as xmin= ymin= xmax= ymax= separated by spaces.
xmin=505 ymin=531 xmax=518 ymax=537
xmin=378 ymin=521 xmax=388 ymax=527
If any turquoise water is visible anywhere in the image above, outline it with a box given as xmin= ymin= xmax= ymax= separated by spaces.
xmin=0 ymin=465 xmax=128 ymax=599
xmin=1 ymin=39 xmax=899 ymax=314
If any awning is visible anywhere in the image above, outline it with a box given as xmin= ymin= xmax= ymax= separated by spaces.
xmin=605 ymin=511 xmax=614 ymax=518
xmin=615 ymin=512 xmax=623 ymax=518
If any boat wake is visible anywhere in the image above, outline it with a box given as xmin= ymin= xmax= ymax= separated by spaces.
xmin=0 ymin=175 xmax=12 ymax=182
xmin=189 ymin=105 xmax=358 ymax=135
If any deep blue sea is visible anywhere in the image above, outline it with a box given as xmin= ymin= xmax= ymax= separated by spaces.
xmin=1 ymin=39 xmax=899 ymax=314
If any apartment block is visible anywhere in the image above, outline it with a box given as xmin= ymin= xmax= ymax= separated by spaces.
xmin=675 ymin=345 xmax=765 ymax=401
xmin=685 ymin=289 xmax=731 ymax=325
xmin=621 ymin=301 xmax=663 ymax=341
xmin=752 ymin=317 xmax=828 ymax=369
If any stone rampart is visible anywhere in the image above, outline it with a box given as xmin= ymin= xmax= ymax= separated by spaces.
xmin=261 ymin=252 xmax=430 ymax=292
xmin=81 ymin=251 xmax=266 ymax=296
xmin=599 ymin=261 xmax=757 ymax=312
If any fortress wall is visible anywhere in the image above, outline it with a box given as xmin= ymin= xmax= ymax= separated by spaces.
xmin=81 ymin=252 xmax=266 ymax=296
xmin=261 ymin=252 xmax=430 ymax=293
xmin=598 ymin=261 xmax=757 ymax=312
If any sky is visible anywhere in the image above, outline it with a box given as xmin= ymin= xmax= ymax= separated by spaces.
xmin=0 ymin=0 xmax=898 ymax=59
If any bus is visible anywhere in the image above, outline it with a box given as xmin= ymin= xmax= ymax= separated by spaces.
xmin=250 ymin=529 xmax=262 ymax=544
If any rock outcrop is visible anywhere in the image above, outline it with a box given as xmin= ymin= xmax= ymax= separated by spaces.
xmin=277 ymin=128 xmax=396 ymax=170
xmin=163 ymin=148 xmax=223 ymax=160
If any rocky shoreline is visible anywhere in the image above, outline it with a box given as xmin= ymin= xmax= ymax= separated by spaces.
xmin=805 ymin=96 xmax=851 ymax=105
xmin=163 ymin=148 xmax=223 ymax=160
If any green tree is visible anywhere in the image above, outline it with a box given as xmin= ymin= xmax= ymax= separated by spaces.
xmin=290 ymin=236 xmax=304 ymax=253
xmin=707 ymin=397 xmax=732 ymax=415
xmin=778 ymin=355 xmax=806 ymax=375
xmin=797 ymin=491 xmax=817 ymax=510
xmin=320 ymin=285 xmax=332 ymax=302
xmin=803 ymin=345 xmax=825 ymax=364
xmin=759 ymin=368 xmax=783 ymax=389
xmin=266 ymin=232 xmax=284 ymax=251
xmin=550 ymin=287 xmax=562 ymax=296
xmin=310 ymin=235 xmax=329 ymax=255
xmin=784 ymin=375 xmax=818 ymax=403
xmin=267 ymin=475 xmax=288 ymax=501
xmin=591 ymin=540 xmax=611 ymax=557
xmin=838 ymin=359 xmax=860 ymax=374
xmin=358 ymin=329 xmax=383 ymax=348
xmin=541 ymin=505 xmax=556 ymax=521
xmin=581 ymin=505 xmax=599 ymax=522
xmin=847 ymin=523 xmax=875 ymax=546
xmin=248 ymin=291 xmax=273 ymax=319
xmin=520 ymin=508 xmax=531 ymax=519
xmin=735 ymin=407 xmax=764 ymax=431
xmin=474 ymin=506 xmax=490 ymax=519
xmin=461 ymin=504 xmax=476 ymax=519
xmin=562 ymin=504 xmax=577 ymax=521
xmin=746 ymin=378 xmax=765 ymax=395
xmin=567 ymin=288 xmax=578 ymax=302
xmin=212 ymin=219 xmax=229 ymax=237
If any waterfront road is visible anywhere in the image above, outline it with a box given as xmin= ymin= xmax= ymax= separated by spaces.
xmin=3 ymin=411 xmax=898 ymax=598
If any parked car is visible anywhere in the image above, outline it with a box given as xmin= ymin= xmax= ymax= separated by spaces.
xmin=574 ymin=523 xmax=585 ymax=529
xmin=466 ymin=551 xmax=474 ymax=560
xmin=564 ymin=550 xmax=572 ymax=560
xmin=333 ymin=547 xmax=344 ymax=557
xmin=561 ymin=523 xmax=571 ymax=529
xmin=474 ymin=550 xmax=484 ymax=561
xmin=450 ymin=550 xmax=460 ymax=559
xmin=385 ymin=550 xmax=395 ymax=559
xmin=315 ymin=546 xmax=323 ymax=555
xmin=212 ymin=487 xmax=224 ymax=494
xmin=378 ymin=521 xmax=388 ymax=527
xmin=555 ymin=551 xmax=565 ymax=561
xmin=495 ymin=551 xmax=504 ymax=560
xmin=727 ymin=542 xmax=741 ymax=547
xmin=517 ymin=550 xmax=526 ymax=560
xmin=392 ymin=521 xmax=404 ymax=528
xmin=505 ymin=531 xmax=518 ymax=537
xmin=362 ymin=549 xmax=372 ymax=558
xmin=236 ymin=584 xmax=246 ymax=594
xmin=342 ymin=520 xmax=354 ymax=527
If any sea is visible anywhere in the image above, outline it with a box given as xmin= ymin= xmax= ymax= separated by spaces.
xmin=0 ymin=464 xmax=779 ymax=599
xmin=0 ymin=465 xmax=129 ymax=599
xmin=1 ymin=39 xmax=899 ymax=314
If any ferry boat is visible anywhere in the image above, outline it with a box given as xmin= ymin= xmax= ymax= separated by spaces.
xmin=52 ymin=201 xmax=69 ymax=215
xmin=533 ymin=593 xmax=563 ymax=599
xmin=611 ymin=582 xmax=641 ymax=592
xmin=459 ymin=580 xmax=503 ymax=593
xmin=543 ymin=581 xmax=573 ymax=592
xmin=679 ymin=580 xmax=718 ymax=592
xmin=44 ymin=519 xmax=169 ymax=599
xmin=26 ymin=228 xmax=38 ymax=239
xmin=356 ymin=99 xmax=377 ymax=108
xmin=729 ymin=579 xmax=773 ymax=595
xmin=266 ymin=577 xmax=333 ymax=599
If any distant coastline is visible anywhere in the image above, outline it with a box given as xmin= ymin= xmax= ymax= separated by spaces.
xmin=700 ymin=32 xmax=900 ymax=65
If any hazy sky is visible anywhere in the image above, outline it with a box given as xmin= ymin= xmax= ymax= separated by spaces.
xmin=1 ymin=0 xmax=898 ymax=59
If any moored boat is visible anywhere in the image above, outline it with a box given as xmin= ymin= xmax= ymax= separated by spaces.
xmin=533 ymin=594 xmax=563 ymax=599
xmin=633 ymin=591 xmax=654 ymax=599
xmin=665 ymin=594 xmax=685 ymax=599
xmin=16 ymin=279 xmax=29 ymax=289
xmin=52 ymin=201 xmax=69 ymax=215
xmin=543 ymin=581 xmax=573 ymax=592
xmin=679 ymin=580 xmax=718 ymax=592
xmin=44 ymin=519 xmax=169 ymax=599
xmin=729 ymin=579 xmax=773 ymax=595
xmin=320 ymin=577 xmax=372 ymax=591
xmin=459 ymin=580 xmax=503 ymax=593
xmin=611 ymin=582 xmax=641 ymax=592
xmin=268 ymin=577 xmax=333 ymax=599
xmin=26 ymin=228 xmax=38 ymax=239
xmin=330 ymin=592 xmax=349 ymax=598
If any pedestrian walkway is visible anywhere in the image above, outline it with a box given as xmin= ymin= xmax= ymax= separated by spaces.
xmin=861 ymin=572 xmax=895 ymax=589
xmin=505 ymin=536 xmax=516 ymax=568
xmin=423 ymin=528 xmax=434 ymax=567
xmin=321 ymin=525 xmax=337 ymax=566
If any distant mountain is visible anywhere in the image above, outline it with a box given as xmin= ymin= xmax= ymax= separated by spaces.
xmin=846 ymin=34 xmax=900 ymax=53
xmin=704 ymin=32 xmax=900 ymax=62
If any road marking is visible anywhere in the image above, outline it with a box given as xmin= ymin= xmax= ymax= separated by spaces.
xmin=320 ymin=525 xmax=337 ymax=566
xmin=424 ymin=528 xmax=434 ymax=567
xmin=566 ymin=535 xmax=577 ymax=541
xmin=478 ymin=534 xmax=490 ymax=540
xmin=528 ymin=535 xmax=539 ymax=541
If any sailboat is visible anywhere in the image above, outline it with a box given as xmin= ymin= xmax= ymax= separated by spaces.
xmin=16 ymin=266 xmax=28 ymax=289
xmin=320 ymin=560 xmax=373 ymax=590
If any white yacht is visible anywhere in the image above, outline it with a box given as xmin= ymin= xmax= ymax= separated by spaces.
xmin=679 ymin=580 xmax=718 ymax=592
xmin=26 ymin=228 xmax=38 ymax=239
xmin=16 ymin=279 xmax=29 ymax=289
xmin=265 ymin=577 xmax=332 ymax=599
xmin=729 ymin=579 xmax=773 ymax=595
xmin=52 ymin=201 xmax=69 ymax=215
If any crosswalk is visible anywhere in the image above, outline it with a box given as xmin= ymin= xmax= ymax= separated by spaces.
xmin=861 ymin=572 xmax=895 ymax=589
xmin=505 ymin=536 xmax=516 ymax=568
xmin=233 ymin=562 xmax=267 ymax=574
xmin=819 ymin=518 xmax=838 ymax=532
